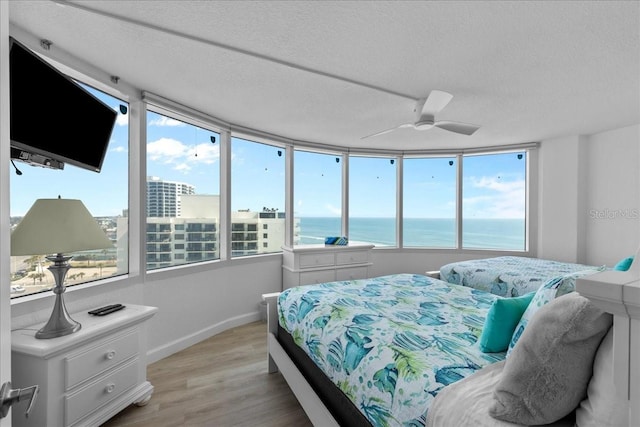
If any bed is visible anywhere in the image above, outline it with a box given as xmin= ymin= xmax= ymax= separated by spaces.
xmin=263 ymin=251 xmax=640 ymax=427
xmin=439 ymin=256 xmax=607 ymax=297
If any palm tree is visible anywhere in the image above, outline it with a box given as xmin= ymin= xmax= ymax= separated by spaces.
xmin=29 ymin=272 xmax=45 ymax=286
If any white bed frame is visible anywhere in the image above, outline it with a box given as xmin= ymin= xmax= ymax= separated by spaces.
xmin=576 ymin=246 xmax=640 ymax=426
xmin=262 ymin=247 xmax=640 ymax=427
xmin=262 ymin=292 xmax=340 ymax=427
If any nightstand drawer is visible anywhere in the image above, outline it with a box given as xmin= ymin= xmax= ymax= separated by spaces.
xmin=65 ymin=359 xmax=138 ymax=426
xmin=335 ymin=250 xmax=369 ymax=265
xmin=298 ymin=252 xmax=335 ymax=268
xmin=65 ymin=329 xmax=138 ymax=390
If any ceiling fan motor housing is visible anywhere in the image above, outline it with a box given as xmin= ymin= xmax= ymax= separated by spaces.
xmin=414 ymin=116 xmax=435 ymax=130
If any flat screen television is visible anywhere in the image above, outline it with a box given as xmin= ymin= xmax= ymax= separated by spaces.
xmin=9 ymin=36 xmax=117 ymax=173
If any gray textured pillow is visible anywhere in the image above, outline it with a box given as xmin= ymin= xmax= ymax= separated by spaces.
xmin=488 ymin=292 xmax=612 ymax=425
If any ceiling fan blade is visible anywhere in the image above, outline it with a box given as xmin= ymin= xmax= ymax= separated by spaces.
xmin=361 ymin=123 xmax=413 ymax=139
xmin=420 ymin=90 xmax=454 ymax=116
xmin=434 ymin=121 xmax=480 ymax=136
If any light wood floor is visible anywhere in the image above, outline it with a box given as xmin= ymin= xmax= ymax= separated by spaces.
xmin=102 ymin=321 xmax=313 ymax=427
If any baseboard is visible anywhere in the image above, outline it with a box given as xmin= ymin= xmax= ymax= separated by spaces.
xmin=146 ymin=310 xmax=262 ymax=364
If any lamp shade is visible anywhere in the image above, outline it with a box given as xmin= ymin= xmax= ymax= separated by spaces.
xmin=11 ymin=198 xmax=113 ymax=256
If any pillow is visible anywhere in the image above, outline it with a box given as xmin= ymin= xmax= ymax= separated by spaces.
xmin=506 ymin=269 xmax=601 ymax=356
xmin=575 ymin=327 xmax=629 ymax=427
xmin=613 ymin=256 xmax=634 ymax=271
xmin=489 ymin=292 xmax=613 ymax=425
xmin=478 ymin=291 xmax=535 ymax=353
xmin=506 ymin=276 xmax=563 ymax=356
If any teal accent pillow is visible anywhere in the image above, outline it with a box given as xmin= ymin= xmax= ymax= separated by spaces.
xmin=614 ymin=256 xmax=634 ymax=271
xmin=479 ymin=291 xmax=536 ymax=353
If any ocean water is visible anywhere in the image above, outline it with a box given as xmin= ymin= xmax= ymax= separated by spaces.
xmin=297 ymin=217 xmax=525 ymax=250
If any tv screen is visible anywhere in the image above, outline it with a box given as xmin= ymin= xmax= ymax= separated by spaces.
xmin=9 ymin=36 xmax=117 ymax=173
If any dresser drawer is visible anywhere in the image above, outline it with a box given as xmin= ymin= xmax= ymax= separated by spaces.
xmin=65 ymin=329 xmax=138 ymax=390
xmin=299 ymin=269 xmax=335 ymax=285
xmin=298 ymin=252 xmax=335 ymax=268
xmin=336 ymin=266 xmax=369 ymax=281
xmin=65 ymin=359 xmax=138 ymax=426
xmin=335 ymin=250 xmax=369 ymax=265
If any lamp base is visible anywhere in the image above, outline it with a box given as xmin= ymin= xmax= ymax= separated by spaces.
xmin=35 ymin=254 xmax=82 ymax=339
xmin=35 ymin=293 xmax=82 ymax=339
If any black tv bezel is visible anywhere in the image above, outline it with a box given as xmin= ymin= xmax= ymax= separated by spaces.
xmin=9 ymin=36 xmax=117 ymax=173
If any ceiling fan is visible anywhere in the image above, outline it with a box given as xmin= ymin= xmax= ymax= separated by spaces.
xmin=362 ymin=90 xmax=480 ymax=139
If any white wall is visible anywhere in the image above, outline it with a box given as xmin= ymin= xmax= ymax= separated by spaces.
xmin=582 ymin=125 xmax=640 ymax=266
xmin=143 ymin=255 xmax=281 ymax=362
xmin=537 ymin=135 xmax=583 ymax=262
xmin=537 ymin=125 xmax=640 ymax=266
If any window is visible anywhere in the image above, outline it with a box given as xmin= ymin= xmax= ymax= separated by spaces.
xmin=146 ymin=110 xmax=220 ymax=270
xmin=462 ymin=152 xmax=527 ymax=250
xmin=231 ymin=137 xmax=285 ymax=256
xmin=403 ymin=157 xmax=457 ymax=248
xmin=349 ymin=156 xmax=397 ymax=246
xmin=294 ymin=150 xmax=342 ymax=244
xmin=10 ymin=85 xmax=129 ymax=298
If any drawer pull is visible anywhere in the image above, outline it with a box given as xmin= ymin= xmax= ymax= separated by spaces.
xmin=105 ymin=383 xmax=116 ymax=394
xmin=106 ymin=350 xmax=116 ymax=360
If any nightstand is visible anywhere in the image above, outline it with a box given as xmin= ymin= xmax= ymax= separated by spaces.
xmin=11 ymin=304 xmax=157 ymax=427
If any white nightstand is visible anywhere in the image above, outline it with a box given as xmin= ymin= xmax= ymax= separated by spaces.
xmin=11 ymin=304 xmax=157 ymax=427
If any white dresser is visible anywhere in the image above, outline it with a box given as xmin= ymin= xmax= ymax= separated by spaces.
xmin=11 ymin=304 xmax=157 ymax=427
xmin=282 ymin=243 xmax=374 ymax=289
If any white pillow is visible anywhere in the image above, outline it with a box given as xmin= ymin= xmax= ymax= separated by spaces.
xmin=575 ymin=327 xmax=629 ymax=427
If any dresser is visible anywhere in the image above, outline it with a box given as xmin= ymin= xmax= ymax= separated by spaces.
xmin=11 ymin=304 xmax=157 ymax=427
xmin=282 ymin=243 xmax=374 ymax=289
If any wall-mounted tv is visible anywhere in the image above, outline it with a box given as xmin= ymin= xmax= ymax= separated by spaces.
xmin=9 ymin=36 xmax=117 ymax=173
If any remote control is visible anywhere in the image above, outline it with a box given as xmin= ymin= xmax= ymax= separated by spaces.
xmin=88 ymin=304 xmax=123 ymax=315
xmin=94 ymin=305 xmax=125 ymax=316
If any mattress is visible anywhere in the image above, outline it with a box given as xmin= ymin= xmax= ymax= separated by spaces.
xmin=278 ymin=273 xmax=505 ymax=426
xmin=439 ymin=256 xmax=606 ymax=297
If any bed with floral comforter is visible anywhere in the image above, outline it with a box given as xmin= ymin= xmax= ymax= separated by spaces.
xmin=278 ymin=273 xmax=505 ymax=427
xmin=439 ymin=256 xmax=606 ymax=297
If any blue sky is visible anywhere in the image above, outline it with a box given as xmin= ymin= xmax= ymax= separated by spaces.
xmin=11 ymin=87 xmax=526 ymax=219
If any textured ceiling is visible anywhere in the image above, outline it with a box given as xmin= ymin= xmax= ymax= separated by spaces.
xmin=7 ymin=0 xmax=640 ymax=152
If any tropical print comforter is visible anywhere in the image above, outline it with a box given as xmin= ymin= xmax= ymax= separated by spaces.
xmin=278 ymin=273 xmax=504 ymax=427
xmin=439 ymin=256 xmax=606 ymax=297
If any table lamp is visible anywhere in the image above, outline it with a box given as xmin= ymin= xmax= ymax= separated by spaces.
xmin=10 ymin=197 xmax=113 ymax=339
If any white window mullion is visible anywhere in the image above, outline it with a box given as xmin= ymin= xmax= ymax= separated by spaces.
xmin=396 ymin=156 xmax=403 ymax=248
xmin=219 ymin=129 xmax=231 ymax=260
xmin=342 ymin=153 xmax=349 ymax=239
xmin=456 ymin=154 xmax=463 ymax=249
